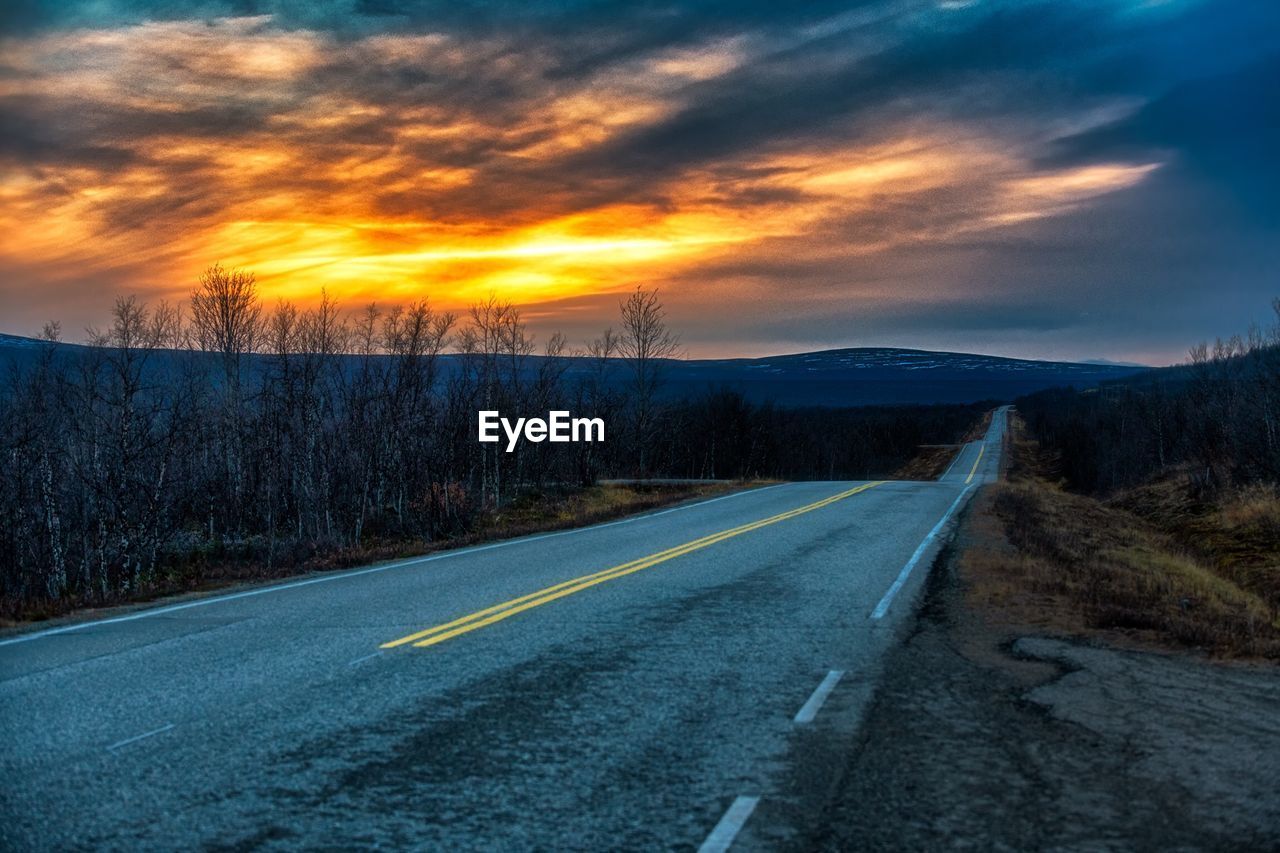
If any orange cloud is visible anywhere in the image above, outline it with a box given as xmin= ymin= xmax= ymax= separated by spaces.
xmin=0 ymin=14 xmax=1163 ymax=345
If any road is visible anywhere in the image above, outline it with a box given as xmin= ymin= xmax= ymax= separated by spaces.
xmin=0 ymin=407 xmax=1008 ymax=851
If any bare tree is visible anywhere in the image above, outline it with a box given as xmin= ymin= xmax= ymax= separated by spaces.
xmin=618 ymin=286 xmax=681 ymax=472
xmin=78 ymin=297 xmax=186 ymax=595
xmin=189 ymin=263 xmax=262 ymax=388
xmin=189 ymin=264 xmax=262 ymax=533
xmin=460 ymin=295 xmax=534 ymax=505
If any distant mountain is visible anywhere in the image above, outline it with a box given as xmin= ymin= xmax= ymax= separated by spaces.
xmin=1081 ymin=358 xmax=1150 ymax=368
xmin=630 ymin=348 xmax=1147 ymax=406
xmin=0 ymin=334 xmax=1147 ymax=408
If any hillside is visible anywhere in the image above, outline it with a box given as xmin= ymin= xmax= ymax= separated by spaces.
xmin=0 ymin=334 xmax=1145 ymax=407
xmin=627 ymin=348 xmax=1146 ymax=406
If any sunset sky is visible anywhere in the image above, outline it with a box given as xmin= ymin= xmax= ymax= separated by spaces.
xmin=1 ymin=1 xmax=1278 ymax=363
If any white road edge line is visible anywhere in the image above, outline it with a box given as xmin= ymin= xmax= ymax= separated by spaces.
xmin=871 ymin=483 xmax=976 ymax=620
xmin=794 ymin=670 xmax=844 ymax=724
xmin=699 ymin=795 xmax=760 ymax=853
xmin=0 ymin=484 xmax=788 ymax=648
xmin=348 ymin=651 xmax=383 ymax=666
xmin=106 ymin=723 xmax=174 ymax=752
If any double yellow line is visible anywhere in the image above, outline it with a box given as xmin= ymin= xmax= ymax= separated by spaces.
xmin=382 ymin=481 xmax=883 ymax=650
xmin=964 ymin=444 xmax=985 ymax=485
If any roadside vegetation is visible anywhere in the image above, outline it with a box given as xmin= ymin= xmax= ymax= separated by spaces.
xmin=1017 ymin=327 xmax=1280 ymax=495
xmin=894 ymin=408 xmax=995 ymax=480
xmin=961 ymin=302 xmax=1280 ymax=658
xmin=961 ymin=421 xmax=1280 ymax=658
xmin=894 ymin=446 xmax=959 ymax=480
xmin=0 ymin=267 xmax=983 ymax=621
xmin=20 ymin=481 xmax=733 ymax=628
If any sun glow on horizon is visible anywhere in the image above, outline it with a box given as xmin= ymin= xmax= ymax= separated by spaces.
xmin=192 ymin=204 xmax=755 ymax=307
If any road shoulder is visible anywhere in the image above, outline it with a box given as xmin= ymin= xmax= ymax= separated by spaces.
xmin=809 ymin=488 xmax=1280 ymax=851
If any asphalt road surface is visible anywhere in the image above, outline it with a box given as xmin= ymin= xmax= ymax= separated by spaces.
xmin=0 ymin=408 xmax=1009 ymax=851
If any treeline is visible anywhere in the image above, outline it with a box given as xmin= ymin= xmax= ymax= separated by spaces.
xmin=0 ymin=267 xmax=982 ymax=616
xmin=647 ymin=392 xmax=986 ymax=482
xmin=1017 ymin=300 xmax=1280 ymax=495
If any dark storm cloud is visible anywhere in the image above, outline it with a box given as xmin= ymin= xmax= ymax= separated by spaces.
xmin=6 ymin=1 xmax=1273 ymax=205
xmin=1046 ymin=54 xmax=1280 ymax=222
xmin=1 ymin=0 xmax=868 ymax=36
xmin=557 ymin=0 xmax=1278 ymax=196
xmin=0 ymin=108 xmax=139 ymax=168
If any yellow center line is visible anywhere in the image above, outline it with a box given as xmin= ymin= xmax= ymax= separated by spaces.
xmin=964 ymin=444 xmax=985 ymax=485
xmin=382 ymin=481 xmax=884 ymax=650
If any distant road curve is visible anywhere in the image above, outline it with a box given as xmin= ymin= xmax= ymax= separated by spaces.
xmin=0 ymin=408 xmax=1010 ymax=851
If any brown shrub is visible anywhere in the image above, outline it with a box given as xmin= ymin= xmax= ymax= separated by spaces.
xmin=960 ymin=417 xmax=1280 ymax=659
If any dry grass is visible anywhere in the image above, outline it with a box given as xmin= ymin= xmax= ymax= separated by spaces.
xmin=894 ymin=408 xmax=995 ymax=480
xmin=895 ymin=445 xmax=960 ymax=480
xmin=480 ymin=482 xmax=740 ymax=537
xmin=958 ymin=415 xmax=1280 ymax=659
xmin=1112 ymin=478 xmax=1280 ymax=613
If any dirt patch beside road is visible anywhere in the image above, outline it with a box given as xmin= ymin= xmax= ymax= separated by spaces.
xmin=810 ymin=493 xmax=1280 ymax=851
xmin=894 ymin=445 xmax=961 ymax=481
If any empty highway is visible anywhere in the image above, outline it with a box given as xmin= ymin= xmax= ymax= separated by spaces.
xmin=0 ymin=408 xmax=1008 ymax=851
